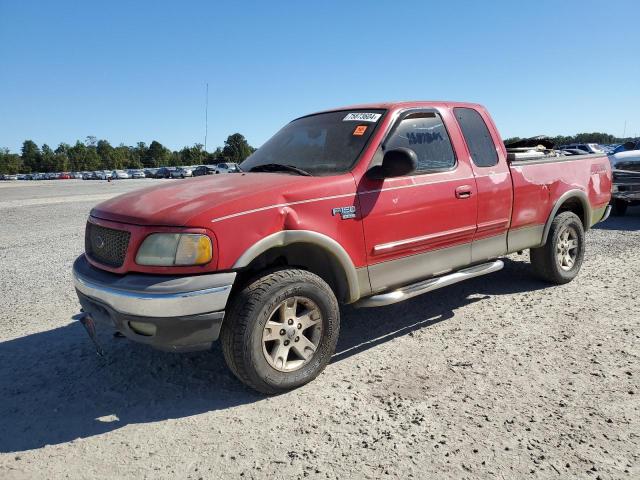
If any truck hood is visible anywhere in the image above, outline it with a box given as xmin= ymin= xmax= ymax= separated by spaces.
xmin=90 ymin=173 xmax=354 ymax=227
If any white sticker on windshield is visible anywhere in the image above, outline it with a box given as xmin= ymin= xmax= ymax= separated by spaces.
xmin=343 ymin=112 xmax=381 ymax=122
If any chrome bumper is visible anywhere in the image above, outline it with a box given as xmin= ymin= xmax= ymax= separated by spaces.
xmin=600 ymin=204 xmax=612 ymax=223
xmin=72 ymin=255 xmax=235 ymax=318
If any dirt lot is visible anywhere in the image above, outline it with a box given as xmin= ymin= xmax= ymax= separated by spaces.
xmin=0 ymin=179 xmax=638 ymax=479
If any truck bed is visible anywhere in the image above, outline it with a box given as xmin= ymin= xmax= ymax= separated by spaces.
xmin=507 ymin=152 xmax=612 ymax=252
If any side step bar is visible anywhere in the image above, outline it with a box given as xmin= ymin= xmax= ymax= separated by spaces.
xmin=356 ymin=260 xmax=504 ymax=308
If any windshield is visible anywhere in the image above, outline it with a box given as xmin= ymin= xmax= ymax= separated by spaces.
xmin=241 ymin=109 xmax=385 ymax=176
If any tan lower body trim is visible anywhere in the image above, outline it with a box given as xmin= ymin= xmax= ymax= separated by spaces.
xmin=368 ymin=243 xmax=472 ymax=293
xmin=590 ymin=205 xmax=608 ymax=227
xmin=507 ymin=224 xmax=545 ymax=252
xmin=471 ymin=233 xmax=507 ymax=263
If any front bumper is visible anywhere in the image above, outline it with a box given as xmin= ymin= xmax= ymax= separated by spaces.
xmin=72 ymin=255 xmax=236 ymax=352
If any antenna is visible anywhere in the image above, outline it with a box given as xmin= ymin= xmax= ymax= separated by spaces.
xmin=204 ymin=83 xmax=209 ymax=151
xmin=623 ymin=120 xmax=627 ymax=139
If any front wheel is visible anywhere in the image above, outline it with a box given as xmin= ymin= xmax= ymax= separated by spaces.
xmin=530 ymin=211 xmax=585 ymax=284
xmin=221 ymin=269 xmax=340 ymax=394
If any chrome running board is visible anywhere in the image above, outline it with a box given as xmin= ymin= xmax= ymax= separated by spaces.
xmin=356 ymin=260 xmax=504 ymax=308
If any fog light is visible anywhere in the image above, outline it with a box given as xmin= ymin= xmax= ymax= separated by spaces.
xmin=128 ymin=321 xmax=157 ymax=337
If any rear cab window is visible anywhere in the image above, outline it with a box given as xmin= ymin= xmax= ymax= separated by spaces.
xmin=454 ymin=107 xmax=498 ymax=167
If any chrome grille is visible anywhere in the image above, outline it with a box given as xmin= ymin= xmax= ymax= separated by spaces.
xmin=85 ymin=222 xmax=131 ymax=268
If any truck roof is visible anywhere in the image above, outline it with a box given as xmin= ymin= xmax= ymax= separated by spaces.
xmin=314 ymin=100 xmax=486 ymax=114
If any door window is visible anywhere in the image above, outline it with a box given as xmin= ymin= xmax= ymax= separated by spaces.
xmin=384 ymin=112 xmax=456 ymax=173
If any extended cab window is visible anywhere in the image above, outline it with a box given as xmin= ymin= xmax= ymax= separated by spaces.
xmin=384 ymin=112 xmax=456 ymax=172
xmin=240 ymin=110 xmax=384 ymax=176
xmin=453 ymin=107 xmax=498 ymax=167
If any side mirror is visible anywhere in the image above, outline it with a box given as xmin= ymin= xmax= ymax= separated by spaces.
xmin=367 ymin=147 xmax=418 ymax=179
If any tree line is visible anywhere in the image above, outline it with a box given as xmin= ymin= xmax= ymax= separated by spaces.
xmin=503 ymin=132 xmax=636 ymax=147
xmin=3 ymin=130 xmax=638 ymax=175
xmin=0 ymin=133 xmax=255 ymax=175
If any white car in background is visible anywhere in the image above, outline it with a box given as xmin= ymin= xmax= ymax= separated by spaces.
xmin=215 ymin=162 xmax=240 ymax=174
xmin=111 ymin=170 xmax=130 ymax=180
xmin=170 ymin=167 xmax=193 ymax=178
xmin=558 ymin=143 xmax=605 ymax=154
xmin=127 ymin=169 xmax=146 ymax=179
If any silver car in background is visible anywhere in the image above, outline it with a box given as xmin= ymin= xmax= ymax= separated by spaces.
xmin=170 ymin=167 xmax=193 ymax=178
xmin=111 ymin=170 xmax=130 ymax=180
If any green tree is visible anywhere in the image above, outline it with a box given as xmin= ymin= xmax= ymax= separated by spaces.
xmin=97 ymin=140 xmax=116 ymax=169
xmin=146 ymin=140 xmax=171 ymax=167
xmin=69 ymin=141 xmax=100 ymax=171
xmin=41 ymin=144 xmax=56 ymax=172
xmin=21 ymin=140 xmax=41 ymax=173
xmin=0 ymin=148 xmax=22 ymax=174
xmin=179 ymin=144 xmax=206 ymax=165
xmin=113 ymin=144 xmax=130 ymax=169
xmin=221 ymin=133 xmax=254 ymax=163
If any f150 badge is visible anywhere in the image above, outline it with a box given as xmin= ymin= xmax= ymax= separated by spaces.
xmin=332 ymin=206 xmax=356 ymax=219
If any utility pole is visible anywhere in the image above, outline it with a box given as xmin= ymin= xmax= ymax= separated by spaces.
xmin=623 ymin=120 xmax=627 ymax=139
xmin=204 ymin=83 xmax=209 ymax=151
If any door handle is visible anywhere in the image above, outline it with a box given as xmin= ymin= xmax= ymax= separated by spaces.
xmin=455 ymin=185 xmax=472 ymax=199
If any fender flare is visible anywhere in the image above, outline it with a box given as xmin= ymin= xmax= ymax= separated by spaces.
xmin=232 ymin=230 xmax=361 ymax=303
xmin=540 ymin=189 xmax=592 ymax=246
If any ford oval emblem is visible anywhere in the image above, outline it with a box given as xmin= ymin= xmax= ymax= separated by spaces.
xmin=95 ymin=236 xmax=105 ymax=249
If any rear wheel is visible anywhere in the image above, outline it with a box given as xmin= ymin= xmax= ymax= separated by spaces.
xmin=221 ymin=269 xmax=340 ymax=394
xmin=611 ymin=199 xmax=628 ymax=216
xmin=530 ymin=211 xmax=585 ymax=284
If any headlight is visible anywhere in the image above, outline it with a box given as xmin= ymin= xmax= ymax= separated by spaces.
xmin=136 ymin=233 xmax=212 ymax=266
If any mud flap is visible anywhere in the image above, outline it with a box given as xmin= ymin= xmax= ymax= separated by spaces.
xmin=74 ymin=312 xmax=105 ymax=356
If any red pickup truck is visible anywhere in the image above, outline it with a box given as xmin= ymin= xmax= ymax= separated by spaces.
xmin=73 ymin=101 xmax=612 ymax=393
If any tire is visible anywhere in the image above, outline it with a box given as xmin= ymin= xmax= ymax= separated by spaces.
xmin=530 ymin=211 xmax=585 ymax=284
xmin=221 ymin=269 xmax=340 ymax=394
xmin=611 ymin=199 xmax=628 ymax=216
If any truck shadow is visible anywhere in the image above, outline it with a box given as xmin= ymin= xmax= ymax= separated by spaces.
xmin=0 ymin=258 xmax=549 ymax=453
xmin=593 ymin=206 xmax=640 ymax=232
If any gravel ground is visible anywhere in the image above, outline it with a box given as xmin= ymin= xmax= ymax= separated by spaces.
xmin=0 ymin=180 xmax=638 ymax=479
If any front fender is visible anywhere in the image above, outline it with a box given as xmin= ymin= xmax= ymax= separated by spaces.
xmin=232 ymin=230 xmax=362 ymax=303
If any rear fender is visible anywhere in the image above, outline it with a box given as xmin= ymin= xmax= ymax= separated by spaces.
xmin=540 ymin=190 xmax=591 ymax=246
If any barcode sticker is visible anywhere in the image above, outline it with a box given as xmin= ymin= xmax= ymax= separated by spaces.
xmin=343 ymin=112 xmax=381 ymax=122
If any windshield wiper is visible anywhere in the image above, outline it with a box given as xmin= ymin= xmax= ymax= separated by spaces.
xmin=249 ymin=163 xmax=312 ymax=176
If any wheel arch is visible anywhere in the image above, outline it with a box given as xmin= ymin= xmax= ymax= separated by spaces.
xmin=541 ymin=190 xmax=591 ymax=246
xmin=232 ymin=231 xmax=363 ymax=303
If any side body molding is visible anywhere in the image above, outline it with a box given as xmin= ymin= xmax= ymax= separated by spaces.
xmin=540 ymin=189 xmax=592 ymax=246
xmin=232 ymin=230 xmax=364 ymax=303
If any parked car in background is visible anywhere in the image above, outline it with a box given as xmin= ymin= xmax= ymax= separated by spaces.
xmin=144 ymin=168 xmax=159 ymax=178
xmin=612 ymin=140 xmax=640 ymax=154
xmin=128 ymin=169 xmax=146 ymax=179
xmin=608 ymin=150 xmax=640 ymax=216
xmin=215 ymin=162 xmax=240 ymax=174
xmin=170 ymin=167 xmax=193 ymax=178
xmin=560 ymin=149 xmax=587 ymax=156
xmin=155 ymin=167 xmax=176 ymax=179
xmin=2 ymin=174 xmax=18 ymax=180
xmin=192 ymin=165 xmax=216 ymax=176
xmin=111 ymin=170 xmax=130 ymax=180
xmin=558 ymin=143 xmax=605 ymax=154
xmin=58 ymin=172 xmax=72 ymax=180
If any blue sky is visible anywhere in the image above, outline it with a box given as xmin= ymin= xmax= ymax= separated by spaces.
xmin=1 ymin=0 xmax=638 ymax=153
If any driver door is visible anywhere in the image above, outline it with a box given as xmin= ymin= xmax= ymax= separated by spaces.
xmin=358 ymin=109 xmax=478 ymax=293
